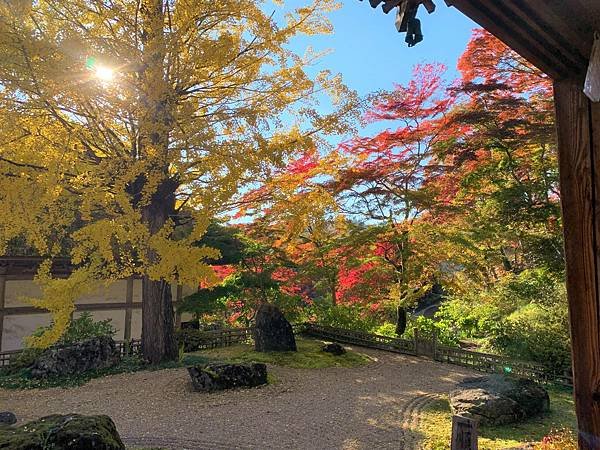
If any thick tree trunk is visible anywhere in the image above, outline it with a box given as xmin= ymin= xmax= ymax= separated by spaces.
xmin=142 ymin=276 xmax=177 ymax=364
xmin=138 ymin=178 xmax=179 ymax=364
xmin=395 ymin=305 xmax=407 ymax=336
xmin=136 ymin=0 xmax=177 ymax=364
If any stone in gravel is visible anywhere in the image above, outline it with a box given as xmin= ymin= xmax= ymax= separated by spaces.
xmin=30 ymin=335 xmax=120 ymax=379
xmin=449 ymin=375 xmax=549 ymax=426
xmin=0 ymin=414 xmax=125 ymax=449
xmin=0 ymin=411 xmax=16 ymax=425
xmin=322 ymin=343 xmax=346 ymax=356
xmin=188 ymin=363 xmax=268 ymax=392
xmin=253 ymin=303 xmax=297 ymax=352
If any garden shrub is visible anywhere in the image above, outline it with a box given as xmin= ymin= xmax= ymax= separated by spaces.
xmin=4 ymin=348 xmax=44 ymax=374
xmin=175 ymin=328 xmax=214 ymax=352
xmin=31 ymin=312 xmax=116 ymax=346
xmin=372 ymin=323 xmax=397 ymax=337
xmin=404 ymin=316 xmax=460 ymax=347
xmin=311 ymin=303 xmax=380 ymax=332
xmin=436 ymin=269 xmax=571 ymax=371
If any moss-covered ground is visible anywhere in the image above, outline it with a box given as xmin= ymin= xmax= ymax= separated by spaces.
xmin=0 ymin=338 xmax=369 ymax=390
xmin=194 ymin=337 xmax=372 ymax=369
xmin=418 ymin=385 xmax=576 ymax=449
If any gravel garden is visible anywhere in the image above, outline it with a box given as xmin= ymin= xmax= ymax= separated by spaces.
xmin=0 ymin=316 xmax=576 ymax=450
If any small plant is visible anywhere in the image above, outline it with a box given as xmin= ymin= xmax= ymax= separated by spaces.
xmin=536 ymin=429 xmax=578 ymax=450
xmin=175 ymin=328 xmax=214 ymax=352
xmin=3 ymin=347 xmax=43 ymax=374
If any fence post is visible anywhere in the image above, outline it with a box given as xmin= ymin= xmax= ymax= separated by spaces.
xmin=451 ymin=415 xmax=478 ymax=450
xmin=0 ymin=267 xmax=6 ymax=352
xmin=414 ymin=328 xmax=420 ymax=356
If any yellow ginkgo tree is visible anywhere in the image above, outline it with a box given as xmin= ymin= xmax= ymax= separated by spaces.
xmin=0 ymin=0 xmax=357 ymax=362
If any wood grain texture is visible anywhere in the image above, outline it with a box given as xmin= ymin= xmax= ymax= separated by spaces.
xmin=444 ymin=0 xmax=594 ymax=78
xmin=555 ymin=79 xmax=600 ymax=449
xmin=124 ymin=277 xmax=134 ymax=342
xmin=0 ymin=271 xmax=6 ymax=352
xmin=451 ymin=415 xmax=478 ymax=450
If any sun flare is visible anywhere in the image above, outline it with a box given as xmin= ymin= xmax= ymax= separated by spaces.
xmin=95 ymin=66 xmax=115 ymax=82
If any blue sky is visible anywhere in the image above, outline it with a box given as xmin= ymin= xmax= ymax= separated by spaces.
xmin=283 ymin=1 xmax=479 ymax=96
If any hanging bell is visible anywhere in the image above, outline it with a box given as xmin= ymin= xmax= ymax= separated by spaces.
xmin=405 ymin=16 xmax=423 ymax=47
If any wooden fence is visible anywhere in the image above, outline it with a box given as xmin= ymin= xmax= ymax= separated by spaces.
xmin=193 ymin=327 xmax=254 ymax=350
xmin=0 ymin=327 xmax=253 ymax=367
xmin=301 ymin=323 xmax=573 ymax=386
xmin=301 ymin=323 xmax=417 ymax=355
xmin=0 ymin=322 xmax=573 ymax=386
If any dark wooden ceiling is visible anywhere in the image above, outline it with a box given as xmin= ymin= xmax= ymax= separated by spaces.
xmin=444 ymin=0 xmax=599 ymax=80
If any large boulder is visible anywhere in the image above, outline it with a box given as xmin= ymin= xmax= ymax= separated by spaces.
xmin=449 ymin=375 xmax=550 ymax=426
xmin=188 ymin=362 xmax=268 ymax=392
xmin=253 ymin=303 xmax=297 ymax=352
xmin=0 ymin=414 xmax=125 ymax=450
xmin=30 ymin=336 xmax=120 ymax=379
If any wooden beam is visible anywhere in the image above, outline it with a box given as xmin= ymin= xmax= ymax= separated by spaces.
xmin=0 ymin=302 xmax=144 ymax=316
xmin=445 ymin=0 xmax=590 ymax=78
xmin=0 ymin=268 xmax=6 ymax=352
xmin=124 ymin=277 xmax=134 ymax=342
xmin=555 ymin=78 xmax=600 ymax=449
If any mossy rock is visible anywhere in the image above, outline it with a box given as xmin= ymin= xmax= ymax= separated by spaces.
xmin=0 ymin=414 xmax=125 ymax=449
xmin=188 ymin=362 xmax=268 ymax=392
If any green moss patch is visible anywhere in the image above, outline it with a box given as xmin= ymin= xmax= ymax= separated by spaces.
xmin=195 ymin=338 xmax=372 ymax=369
xmin=0 ymin=356 xmax=177 ymax=390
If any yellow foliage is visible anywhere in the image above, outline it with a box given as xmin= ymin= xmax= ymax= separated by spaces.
xmin=25 ymin=262 xmax=99 ymax=348
xmin=0 ymin=0 xmax=358 ymax=347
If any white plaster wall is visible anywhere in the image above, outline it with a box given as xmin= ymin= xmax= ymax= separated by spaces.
xmin=2 ymin=278 xmax=192 ymax=351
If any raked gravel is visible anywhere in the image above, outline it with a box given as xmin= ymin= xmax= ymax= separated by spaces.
xmin=1 ymin=346 xmax=476 ymax=450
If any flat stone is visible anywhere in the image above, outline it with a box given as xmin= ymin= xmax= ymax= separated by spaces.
xmin=0 ymin=411 xmax=16 ymax=425
xmin=322 ymin=343 xmax=346 ymax=355
xmin=188 ymin=363 xmax=268 ymax=392
xmin=449 ymin=375 xmax=550 ymax=426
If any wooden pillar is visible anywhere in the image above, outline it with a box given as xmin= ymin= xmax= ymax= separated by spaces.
xmin=554 ymin=79 xmax=600 ymax=449
xmin=0 ymin=267 xmax=6 ymax=352
xmin=451 ymin=415 xmax=478 ymax=450
xmin=123 ymin=277 xmax=134 ymax=342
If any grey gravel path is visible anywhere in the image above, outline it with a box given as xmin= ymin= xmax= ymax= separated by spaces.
xmin=1 ymin=346 xmax=475 ymax=449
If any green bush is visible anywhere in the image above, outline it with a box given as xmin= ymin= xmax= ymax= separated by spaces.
xmin=490 ymin=302 xmax=570 ymax=371
xmin=372 ymin=322 xmax=397 ymax=337
xmin=310 ymin=302 xmax=379 ymax=332
xmin=31 ymin=312 xmax=116 ymax=346
xmin=175 ymin=328 xmax=215 ymax=352
xmin=4 ymin=348 xmax=44 ymax=374
xmin=437 ymin=269 xmax=571 ymax=371
xmin=405 ymin=316 xmax=460 ymax=347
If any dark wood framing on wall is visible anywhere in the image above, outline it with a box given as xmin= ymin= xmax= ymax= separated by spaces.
xmin=0 ymin=257 xmax=183 ymax=352
xmin=439 ymin=1 xmax=600 ymax=447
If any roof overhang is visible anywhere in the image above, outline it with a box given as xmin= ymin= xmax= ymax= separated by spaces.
xmin=445 ymin=0 xmax=599 ymax=80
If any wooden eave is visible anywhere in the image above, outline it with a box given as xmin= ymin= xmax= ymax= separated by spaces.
xmin=0 ymin=256 xmax=72 ymax=277
xmin=445 ymin=0 xmax=599 ymax=80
